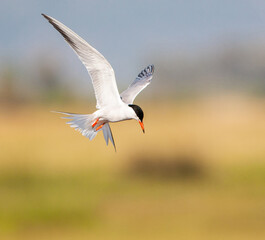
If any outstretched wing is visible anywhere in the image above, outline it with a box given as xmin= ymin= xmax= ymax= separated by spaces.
xmin=42 ymin=14 xmax=123 ymax=109
xmin=120 ymin=65 xmax=154 ymax=104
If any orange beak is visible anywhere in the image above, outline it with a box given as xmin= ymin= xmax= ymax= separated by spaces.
xmin=139 ymin=121 xmax=145 ymax=133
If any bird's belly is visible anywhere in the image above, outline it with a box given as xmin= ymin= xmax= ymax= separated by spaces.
xmin=106 ymin=113 xmax=132 ymax=123
xmin=100 ymin=107 xmax=132 ymax=123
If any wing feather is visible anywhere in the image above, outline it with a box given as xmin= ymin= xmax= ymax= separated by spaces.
xmin=120 ymin=65 xmax=154 ymax=104
xmin=42 ymin=14 xmax=122 ymax=109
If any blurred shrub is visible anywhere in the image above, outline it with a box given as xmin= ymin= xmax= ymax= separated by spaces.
xmin=127 ymin=154 xmax=207 ymax=180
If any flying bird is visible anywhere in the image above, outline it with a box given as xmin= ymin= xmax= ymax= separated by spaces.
xmin=42 ymin=14 xmax=154 ymax=150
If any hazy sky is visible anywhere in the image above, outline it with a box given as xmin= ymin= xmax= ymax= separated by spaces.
xmin=1 ymin=0 xmax=265 ymax=88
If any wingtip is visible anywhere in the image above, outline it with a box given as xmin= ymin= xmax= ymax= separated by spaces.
xmin=149 ymin=64 xmax=155 ymax=73
xmin=41 ymin=13 xmax=51 ymax=21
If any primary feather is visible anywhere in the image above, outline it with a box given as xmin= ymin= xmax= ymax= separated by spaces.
xmin=120 ymin=65 xmax=154 ymax=104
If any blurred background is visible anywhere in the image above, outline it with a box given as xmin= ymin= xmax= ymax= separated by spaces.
xmin=0 ymin=1 xmax=265 ymax=239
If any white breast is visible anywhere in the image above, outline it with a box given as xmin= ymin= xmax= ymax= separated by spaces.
xmin=98 ymin=104 xmax=136 ymax=123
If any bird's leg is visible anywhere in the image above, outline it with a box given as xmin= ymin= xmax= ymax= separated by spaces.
xmin=96 ymin=123 xmax=105 ymax=131
xmin=92 ymin=118 xmax=99 ymax=128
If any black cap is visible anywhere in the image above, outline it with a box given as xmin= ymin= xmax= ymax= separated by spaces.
xmin=128 ymin=104 xmax=144 ymax=122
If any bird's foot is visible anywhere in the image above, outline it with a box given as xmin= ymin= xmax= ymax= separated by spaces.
xmin=96 ymin=123 xmax=105 ymax=131
xmin=92 ymin=118 xmax=99 ymax=128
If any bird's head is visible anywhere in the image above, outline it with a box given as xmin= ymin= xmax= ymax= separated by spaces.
xmin=128 ymin=104 xmax=145 ymax=133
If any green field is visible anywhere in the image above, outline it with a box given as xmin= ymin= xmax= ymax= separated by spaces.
xmin=0 ymin=96 xmax=264 ymax=239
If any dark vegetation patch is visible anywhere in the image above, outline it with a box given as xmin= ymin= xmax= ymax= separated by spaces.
xmin=127 ymin=154 xmax=208 ymax=180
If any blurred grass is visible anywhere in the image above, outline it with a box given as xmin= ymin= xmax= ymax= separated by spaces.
xmin=0 ymin=95 xmax=264 ymax=239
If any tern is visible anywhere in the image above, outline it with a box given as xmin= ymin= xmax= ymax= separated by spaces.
xmin=42 ymin=14 xmax=154 ymax=150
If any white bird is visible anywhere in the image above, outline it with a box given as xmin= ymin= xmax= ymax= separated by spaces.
xmin=42 ymin=14 xmax=154 ymax=150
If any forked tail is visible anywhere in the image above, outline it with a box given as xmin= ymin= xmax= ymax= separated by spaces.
xmin=102 ymin=123 xmax=116 ymax=151
xmin=52 ymin=111 xmax=116 ymax=150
